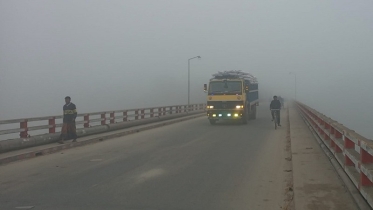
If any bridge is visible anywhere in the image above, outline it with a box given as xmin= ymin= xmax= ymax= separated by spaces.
xmin=0 ymin=102 xmax=372 ymax=210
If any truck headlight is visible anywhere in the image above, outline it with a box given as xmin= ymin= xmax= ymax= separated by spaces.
xmin=236 ymin=105 xmax=244 ymax=109
xmin=207 ymin=106 xmax=214 ymax=109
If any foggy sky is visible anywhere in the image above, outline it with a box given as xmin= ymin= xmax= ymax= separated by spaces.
xmin=1 ymin=0 xmax=373 ymax=138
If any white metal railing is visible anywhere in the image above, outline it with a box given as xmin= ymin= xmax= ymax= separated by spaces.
xmin=0 ymin=104 xmax=206 ymax=140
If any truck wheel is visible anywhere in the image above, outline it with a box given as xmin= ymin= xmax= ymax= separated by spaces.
xmin=209 ymin=119 xmax=217 ymax=125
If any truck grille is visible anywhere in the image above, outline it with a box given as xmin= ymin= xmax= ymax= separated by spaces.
xmin=207 ymin=101 xmax=243 ymax=109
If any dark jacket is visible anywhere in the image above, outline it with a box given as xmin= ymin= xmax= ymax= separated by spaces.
xmin=270 ymin=100 xmax=281 ymax=110
xmin=63 ymin=103 xmax=77 ymax=123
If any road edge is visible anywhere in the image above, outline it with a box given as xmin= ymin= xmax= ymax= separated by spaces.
xmin=283 ymin=107 xmax=295 ymax=210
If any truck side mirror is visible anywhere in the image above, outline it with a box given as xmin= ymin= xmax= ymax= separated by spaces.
xmin=203 ymin=84 xmax=207 ymax=92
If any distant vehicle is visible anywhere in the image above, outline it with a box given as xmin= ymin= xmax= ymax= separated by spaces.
xmin=204 ymin=70 xmax=259 ymax=125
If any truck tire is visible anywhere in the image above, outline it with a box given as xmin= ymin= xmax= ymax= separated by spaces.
xmin=209 ymin=119 xmax=217 ymax=125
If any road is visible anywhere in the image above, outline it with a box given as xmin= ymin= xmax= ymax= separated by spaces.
xmin=0 ymin=106 xmax=291 ymax=210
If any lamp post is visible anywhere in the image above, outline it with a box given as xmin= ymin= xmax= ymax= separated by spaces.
xmin=188 ymin=56 xmax=201 ymax=108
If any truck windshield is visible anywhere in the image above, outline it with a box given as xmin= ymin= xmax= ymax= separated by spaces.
xmin=209 ymin=81 xmax=242 ymax=95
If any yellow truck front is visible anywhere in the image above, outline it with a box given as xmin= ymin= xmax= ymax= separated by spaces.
xmin=204 ymin=71 xmax=259 ymax=125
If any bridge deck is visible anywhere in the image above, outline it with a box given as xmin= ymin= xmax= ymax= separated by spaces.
xmin=0 ymin=104 xmax=357 ymax=210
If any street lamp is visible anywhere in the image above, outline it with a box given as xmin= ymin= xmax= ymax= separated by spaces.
xmin=188 ymin=56 xmax=201 ymax=108
xmin=289 ymin=72 xmax=297 ymax=101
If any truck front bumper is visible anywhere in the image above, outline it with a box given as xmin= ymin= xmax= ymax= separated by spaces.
xmin=207 ymin=110 xmax=244 ymax=120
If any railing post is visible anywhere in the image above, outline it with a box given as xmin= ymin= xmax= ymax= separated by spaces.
xmin=20 ymin=120 xmax=28 ymax=138
xmin=169 ymin=107 xmax=173 ymax=114
xmin=84 ymin=114 xmax=90 ymax=128
xmin=150 ymin=109 xmax=154 ymax=118
xmin=123 ymin=111 xmax=127 ymax=122
xmin=110 ymin=112 xmax=115 ymax=124
xmin=158 ymin=108 xmax=162 ymax=117
xmin=344 ymin=134 xmax=355 ymax=166
xmin=360 ymin=147 xmax=373 ymax=187
xmin=135 ymin=110 xmax=139 ymax=120
xmin=49 ymin=117 xmax=56 ymax=133
xmin=141 ymin=110 xmax=145 ymax=119
xmin=101 ymin=113 xmax=106 ymax=125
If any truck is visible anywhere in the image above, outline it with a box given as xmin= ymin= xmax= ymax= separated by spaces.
xmin=204 ymin=70 xmax=259 ymax=125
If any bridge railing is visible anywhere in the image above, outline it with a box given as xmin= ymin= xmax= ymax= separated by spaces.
xmin=297 ymin=102 xmax=373 ymax=207
xmin=0 ymin=104 xmax=206 ymax=140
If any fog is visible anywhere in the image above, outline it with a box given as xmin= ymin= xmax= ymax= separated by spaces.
xmin=1 ymin=0 xmax=373 ymax=139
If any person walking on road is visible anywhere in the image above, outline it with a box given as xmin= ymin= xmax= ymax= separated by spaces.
xmin=58 ymin=96 xmax=78 ymax=144
xmin=270 ymin=95 xmax=282 ymax=126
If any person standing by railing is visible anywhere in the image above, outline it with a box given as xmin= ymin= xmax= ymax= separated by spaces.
xmin=58 ymin=96 xmax=77 ymax=144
